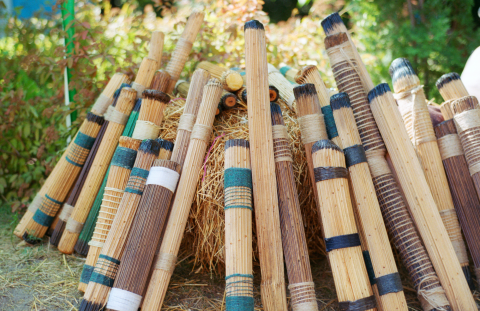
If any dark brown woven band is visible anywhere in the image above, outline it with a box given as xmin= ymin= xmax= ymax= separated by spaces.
xmin=375 ymin=272 xmax=403 ymax=296
xmin=314 ymin=166 xmax=348 ymax=182
xmin=338 ymin=295 xmax=376 ymax=311
xmin=344 ymin=144 xmax=367 ymax=168
xmin=325 ymin=233 xmax=361 ymax=252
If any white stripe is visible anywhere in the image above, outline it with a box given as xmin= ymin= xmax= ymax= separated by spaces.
xmin=145 ymin=166 xmax=180 ymax=192
xmin=106 ymin=288 xmax=142 ymax=311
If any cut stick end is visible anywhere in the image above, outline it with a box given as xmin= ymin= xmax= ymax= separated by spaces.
xmin=86 ymin=112 xmax=106 ymax=126
xmin=155 ymin=138 xmax=175 ymax=152
xmin=312 ymin=139 xmax=343 ymax=154
xmin=225 ymin=139 xmax=250 ymax=150
xmin=321 ymin=12 xmax=344 ymax=35
xmin=389 ymin=57 xmax=420 ymax=92
xmin=143 ymin=89 xmax=171 ymax=103
xmin=293 ymin=83 xmax=317 ymax=98
xmin=269 ymin=85 xmax=280 ymax=102
xmin=436 ymin=72 xmax=461 ymax=91
xmin=452 ymin=95 xmax=480 ymax=114
xmin=139 ymin=139 xmax=162 ymax=156
xmin=324 ymin=32 xmax=348 ymax=49
xmin=270 ymin=102 xmax=283 ymax=125
xmin=244 ymin=20 xmax=265 ymax=31
xmin=330 ymin=92 xmax=351 ymax=110
xmin=294 ymin=65 xmax=317 ymax=84
xmin=367 ymin=83 xmax=391 ymax=103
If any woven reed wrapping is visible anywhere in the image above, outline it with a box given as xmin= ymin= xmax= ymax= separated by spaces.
xmin=455 ymin=109 xmax=480 ymax=176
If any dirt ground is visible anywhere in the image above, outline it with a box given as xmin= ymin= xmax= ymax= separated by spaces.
xmin=1 ymin=209 xmax=480 ymax=310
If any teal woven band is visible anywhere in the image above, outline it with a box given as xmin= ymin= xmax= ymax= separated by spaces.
xmin=32 ymin=194 xmax=62 ymax=227
xmin=125 ymin=167 xmax=149 ymax=195
xmin=226 ymin=296 xmax=254 ymax=311
xmin=32 ymin=208 xmax=55 ymax=227
xmin=80 ymin=264 xmax=94 ymax=284
xmin=111 ymin=147 xmax=137 ymax=170
xmin=321 ymin=105 xmax=339 ymax=140
xmin=226 ymin=273 xmax=254 ymax=310
xmin=224 ymin=168 xmax=252 ymax=189
xmin=90 ymin=254 xmax=120 ymax=287
xmin=279 ymin=66 xmax=291 ymax=76
xmin=75 ymin=132 xmax=96 ymax=150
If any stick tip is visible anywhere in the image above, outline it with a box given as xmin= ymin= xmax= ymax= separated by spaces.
xmin=294 ymin=65 xmax=317 ymax=84
xmin=389 ymin=57 xmax=416 ymax=83
xmin=321 ymin=12 xmax=344 ymax=34
xmin=244 ymin=20 xmax=264 ymax=31
xmin=86 ymin=112 xmax=105 ymax=126
xmin=436 ymin=72 xmax=461 ymax=90
xmin=312 ymin=139 xmax=343 ymax=154
xmin=330 ymin=92 xmax=351 ymax=110
xmin=225 ymin=139 xmax=250 ymax=150
xmin=367 ymin=83 xmax=391 ymax=102
xmin=270 ymin=101 xmax=282 ymax=115
xmin=143 ymin=89 xmax=171 ymax=103
xmin=155 ymin=138 xmax=175 ymax=152
xmin=293 ymin=83 xmax=317 ymax=98
xmin=139 ymin=139 xmax=161 ymax=156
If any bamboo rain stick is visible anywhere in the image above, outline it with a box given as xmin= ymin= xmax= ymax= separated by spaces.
xmin=197 ymin=61 xmax=243 ymax=92
xmin=224 ymin=139 xmax=254 ymax=311
xmin=131 ymin=90 xmax=170 ymax=141
xmin=330 ymin=93 xmax=407 ymax=310
xmin=79 ymin=139 xmax=162 ymax=311
xmin=141 ymin=79 xmax=223 ymax=310
xmin=280 ymin=66 xmax=299 ymax=84
xmin=57 ymin=88 xmax=137 ymax=254
xmin=312 ymin=140 xmax=376 ymax=311
xmin=321 ymin=12 xmax=374 ymax=91
xmin=267 ymin=63 xmax=296 ymax=108
xmin=436 ymin=73 xmax=469 ymax=101
xmin=147 ymin=31 xmax=164 ymax=71
xmin=270 ymin=102 xmax=318 ymax=311
xmin=368 ymin=83 xmax=477 ymax=311
xmin=389 ymin=58 xmax=471 ymax=284
xmin=132 ymin=58 xmax=158 ymax=99
xmin=244 ymin=20 xmax=287 ymax=310
xmin=77 ymin=137 xmax=141 ymax=292
xmin=165 ymin=11 xmax=205 ymax=93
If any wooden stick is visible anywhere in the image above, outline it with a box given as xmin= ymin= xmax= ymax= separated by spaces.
xmin=141 ymin=78 xmax=223 ymax=310
xmin=321 ymin=12 xmax=374 ymax=91
xmin=147 ymin=31 xmax=164 ymax=71
xmin=230 ymin=67 xmax=247 ymax=85
xmin=131 ymin=90 xmax=170 ymax=141
xmin=165 ymin=11 xmax=205 ymax=93
xmin=389 ymin=58 xmax=471 ymax=284
xmin=243 ymin=20 xmax=287 ymax=310
xmin=104 ymin=159 xmax=181 ymax=311
xmin=79 ymin=139 xmax=162 ymax=311
xmin=132 ymin=58 xmax=159 ymax=99
xmin=267 ymin=63 xmax=296 ymax=109
xmin=279 ymin=66 xmax=299 ymax=84
xmin=57 ymin=88 xmax=137 ymax=254
xmin=151 ymin=70 xmax=171 ymax=93
xmin=330 ymin=92 xmax=407 ymax=310
xmin=436 ymin=73 xmax=469 ymax=101
xmin=440 ymin=100 xmax=454 ymax=120
xmin=223 ymin=139 xmax=254 ymax=311
xmin=312 ymin=140 xmax=376 ymax=311
xmin=368 ymin=83 xmax=477 ymax=311
xmin=270 ymin=102 xmax=318 ymax=310
xmin=197 ymin=61 xmax=243 ymax=92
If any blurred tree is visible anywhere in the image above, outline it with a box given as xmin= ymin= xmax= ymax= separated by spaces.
xmin=263 ymin=0 xmax=313 ymax=22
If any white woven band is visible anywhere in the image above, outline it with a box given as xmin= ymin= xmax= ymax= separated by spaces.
xmin=146 ymin=167 xmax=180 ymax=192
xmin=106 ymin=288 xmax=142 ymax=311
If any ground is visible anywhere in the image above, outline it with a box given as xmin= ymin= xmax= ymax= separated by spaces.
xmin=1 ymin=209 xmax=479 ymax=310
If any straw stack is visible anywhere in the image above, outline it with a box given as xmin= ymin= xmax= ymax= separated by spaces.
xmin=320 ymin=12 xmax=374 ymax=92
xmin=151 ymin=70 xmax=171 ymax=93
xmin=389 ymin=58 xmax=471 ymax=284
xmin=56 ymin=88 xmax=137 ymax=254
xmin=280 ymin=66 xmax=299 ymax=84
xmin=197 ymin=61 xmax=243 ymax=92
xmin=105 ymin=159 xmax=181 ymax=311
xmin=330 ymin=93 xmax=407 ymax=310
xmin=270 ymin=102 xmax=317 ymax=311
xmin=267 ymin=63 xmax=296 ymax=109
xmin=312 ymin=140 xmax=376 ymax=311
xmin=368 ymin=83 xmax=477 ymax=311
xmin=132 ymin=58 xmax=158 ymax=99
xmin=15 ymin=73 xmax=129 ymax=239
xmin=141 ymin=79 xmax=223 ymax=310
xmin=295 ymin=65 xmax=341 ymax=147
xmin=79 ymin=139 xmax=162 ymax=311
xmin=223 ymin=139 xmax=254 ymax=311
xmin=147 ymin=31 xmax=164 ymax=71
xmin=165 ymin=10 xmax=205 ymax=93
xmin=243 ymin=20 xmax=287 ymax=310
xmin=77 ymin=137 xmax=141 ymax=292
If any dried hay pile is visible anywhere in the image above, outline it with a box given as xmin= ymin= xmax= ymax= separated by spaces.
xmin=159 ymin=96 xmax=326 ymax=274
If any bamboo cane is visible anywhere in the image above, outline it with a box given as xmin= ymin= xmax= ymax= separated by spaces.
xmin=320 ymin=12 xmax=374 ymax=92
xmin=280 ymin=66 xmax=299 ymax=84
xmin=270 ymin=102 xmax=318 ymax=311
xmin=330 ymin=92 xmax=408 ymax=310
xmin=104 ymin=159 xmax=181 ymax=311
xmin=57 ymin=88 xmax=137 ymax=254
xmin=243 ymin=20 xmax=287 ymax=310
xmin=148 ymin=31 xmax=164 ymax=71
xmin=267 ymin=63 xmax=296 ymax=109
xmin=368 ymin=83 xmax=477 ymax=311
xmin=223 ymin=139 xmax=254 ymax=311
xmin=141 ymin=79 xmax=223 ymax=310
xmin=79 ymin=139 xmax=162 ymax=311
xmin=197 ymin=61 xmax=243 ymax=92
xmin=151 ymin=70 xmax=171 ymax=93
xmin=294 ymin=65 xmax=341 ymax=147
xmin=165 ymin=11 xmax=205 ymax=93
xmin=389 ymin=58 xmax=471 ymax=284
xmin=132 ymin=58 xmax=158 ymax=99
xmin=312 ymin=140 xmax=376 ymax=311
xmin=15 ymin=74 xmax=129 ymax=239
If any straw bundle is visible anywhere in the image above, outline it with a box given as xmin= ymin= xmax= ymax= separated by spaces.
xmin=57 ymin=88 xmax=137 ymax=254
xmin=77 ymin=137 xmax=141 ymax=292
xmin=270 ymin=102 xmax=317 ymax=311
xmin=223 ymin=139 xmax=254 ymax=311
xmin=295 ymin=66 xmax=341 ymax=147
xmin=389 ymin=58 xmax=471 ymax=284
xmin=15 ymin=74 xmax=129 ymax=239
xmin=280 ymin=66 xmax=299 ymax=84
xmin=368 ymin=83 xmax=477 ymax=310
xmin=165 ymin=10 xmax=205 ymax=93
xmin=243 ymin=20 xmax=287 ymax=310
xmin=147 ymin=31 xmax=164 ymax=71
xmin=321 ymin=12 xmax=374 ymax=92
xmin=151 ymin=70 xmax=171 ymax=93
xmin=312 ymin=140 xmax=376 ymax=311
xmin=104 ymin=159 xmax=181 ymax=311
xmin=436 ymin=73 xmax=469 ymax=101
xmin=141 ymin=79 xmax=223 ymax=310
xmin=197 ymin=61 xmax=243 ymax=92
xmin=267 ymin=63 xmax=296 ymax=109
xmin=330 ymin=93 xmax=407 ymax=310
xmin=79 ymin=139 xmax=162 ymax=311
xmin=131 ymin=90 xmax=170 ymax=141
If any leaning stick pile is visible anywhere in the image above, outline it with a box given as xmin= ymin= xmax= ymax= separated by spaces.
xmin=197 ymin=61 xmax=243 ymax=92
xmin=243 ymin=20 xmax=287 ymax=310
xmin=389 ymin=58 xmax=471 ymax=284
